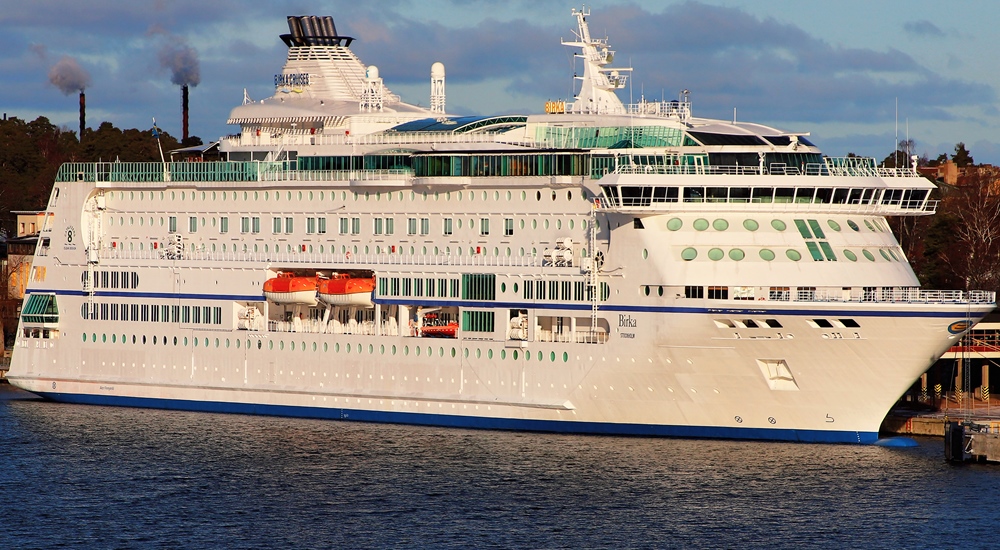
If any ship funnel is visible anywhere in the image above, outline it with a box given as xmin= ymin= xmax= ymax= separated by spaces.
xmin=182 ymin=84 xmax=189 ymax=142
xmin=282 ymin=15 xmax=354 ymax=47
xmin=79 ymin=90 xmax=86 ymax=141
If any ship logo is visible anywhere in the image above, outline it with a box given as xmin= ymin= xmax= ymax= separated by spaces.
xmin=948 ymin=320 xmax=971 ymax=334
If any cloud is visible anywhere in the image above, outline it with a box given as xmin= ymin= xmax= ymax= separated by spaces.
xmin=903 ymin=20 xmax=945 ymax=37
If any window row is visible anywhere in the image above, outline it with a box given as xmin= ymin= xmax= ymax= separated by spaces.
xmin=679 ymin=246 xmax=904 ymax=262
xmin=107 ymin=188 xmax=589 ymax=205
xmin=81 ymin=303 xmax=223 ymax=325
xmin=665 ymin=217 xmax=889 ymax=234
xmin=81 ymin=270 xmax=139 ymax=290
xmin=604 ymin=185 xmax=929 ymax=209
xmin=78 ymin=330 xmax=573 ymax=363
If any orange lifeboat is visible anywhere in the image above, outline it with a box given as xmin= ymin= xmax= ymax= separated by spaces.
xmin=421 ymin=322 xmax=458 ymax=338
xmin=263 ymin=272 xmax=318 ymax=305
xmin=317 ymin=273 xmax=375 ymax=307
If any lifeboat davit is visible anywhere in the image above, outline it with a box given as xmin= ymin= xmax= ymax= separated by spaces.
xmin=263 ymin=273 xmax=318 ymax=305
xmin=421 ymin=322 xmax=458 ymax=338
xmin=317 ymin=274 xmax=375 ymax=307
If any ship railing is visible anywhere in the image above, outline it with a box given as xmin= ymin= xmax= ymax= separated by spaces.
xmin=97 ymin=248 xmax=548 ymax=268
xmin=221 ymin=131 xmax=538 ymax=149
xmin=259 ymin=168 xmax=413 ymax=182
xmin=613 ymin=158 xmax=917 ymax=178
xmin=535 ymin=329 xmax=609 ymax=344
xmin=802 ymin=287 xmax=995 ymax=305
xmin=623 ymin=100 xmax=692 ymax=120
xmin=600 ymin=196 xmax=938 ymax=214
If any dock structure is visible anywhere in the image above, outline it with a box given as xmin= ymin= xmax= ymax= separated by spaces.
xmin=945 ymin=421 xmax=1000 ymax=463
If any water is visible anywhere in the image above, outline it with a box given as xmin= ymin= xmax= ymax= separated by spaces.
xmin=3 ymin=383 xmax=999 ymax=549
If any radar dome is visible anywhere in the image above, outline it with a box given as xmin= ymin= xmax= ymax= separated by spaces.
xmin=366 ymin=65 xmax=380 ymax=80
xmin=431 ymin=62 xmax=445 ymax=78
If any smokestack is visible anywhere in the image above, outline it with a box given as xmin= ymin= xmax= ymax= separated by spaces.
xmin=182 ymin=85 xmax=189 ymax=142
xmin=79 ymin=90 xmax=86 ymax=141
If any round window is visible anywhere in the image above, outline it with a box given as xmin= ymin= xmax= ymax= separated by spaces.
xmin=708 ymin=248 xmax=724 ymax=261
xmin=667 ymin=218 xmax=683 ymax=231
xmin=743 ymin=219 xmax=759 ymax=231
xmin=759 ymin=249 xmax=775 ymax=261
xmin=786 ymin=249 xmax=802 ymax=261
xmin=771 ymin=220 xmax=787 ymax=231
xmin=693 ymin=218 xmax=709 ymax=231
xmin=681 ymin=248 xmax=698 ymax=261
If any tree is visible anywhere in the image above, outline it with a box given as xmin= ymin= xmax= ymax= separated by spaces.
xmin=952 ymin=142 xmax=974 ymax=167
xmin=930 ymin=166 xmax=1000 ymax=291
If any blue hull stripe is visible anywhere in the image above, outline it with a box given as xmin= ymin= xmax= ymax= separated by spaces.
xmin=34 ymin=391 xmax=878 ymax=445
xmin=26 ymin=288 xmax=986 ymax=319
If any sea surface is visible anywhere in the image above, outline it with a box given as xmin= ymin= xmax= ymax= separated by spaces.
xmin=2 ymin=382 xmax=999 ymax=549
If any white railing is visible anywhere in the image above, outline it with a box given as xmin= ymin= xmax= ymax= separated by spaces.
xmin=759 ymin=287 xmax=994 ymax=305
xmin=624 ymin=100 xmax=692 ymax=120
xmin=222 ymin=131 xmax=537 ymax=149
xmin=97 ymin=248 xmax=549 ymax=269
xmin=258 ymin=169 xmax=413 ymax=182
xmin=598 ymin=195 xmax=938 ymax=215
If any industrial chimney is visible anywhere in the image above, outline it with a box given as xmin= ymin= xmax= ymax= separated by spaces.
xmin=79 ymin=90 xmax=86 ymax=141
xmin=182 ymin=84 xmax=189 ymax=142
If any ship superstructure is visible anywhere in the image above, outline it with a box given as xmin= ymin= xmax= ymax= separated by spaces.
xmin=8 ymin=9 xmax=994 ymax=443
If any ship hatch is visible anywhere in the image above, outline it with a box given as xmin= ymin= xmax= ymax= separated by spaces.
xmin=756 ymin=359 xmax=799 ymax=391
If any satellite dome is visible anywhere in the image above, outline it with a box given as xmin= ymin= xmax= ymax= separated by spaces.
xmin=431 ymin=62 xmax=445 ymax=78
xmin=366 ymin=65 xmax=379 ymax=80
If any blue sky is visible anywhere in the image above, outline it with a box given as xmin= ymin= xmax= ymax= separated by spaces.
xmin=2 ymin=0 xmax=999 ymax=164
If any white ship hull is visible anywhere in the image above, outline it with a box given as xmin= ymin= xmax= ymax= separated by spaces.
xmin=8 ymin=9 xmax=994 ymax=444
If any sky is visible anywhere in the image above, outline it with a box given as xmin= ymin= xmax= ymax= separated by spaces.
xmin=2 ymin=0 xmax=999 ymax=164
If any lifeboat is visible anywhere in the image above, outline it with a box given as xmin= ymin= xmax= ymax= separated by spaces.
xmin=421 ymin=321 xmax=458 ymax=338
xmin=263 ymin=272 xmax=318 ymax=305
xmin=317 ymin=273 xmax=375 ymax=307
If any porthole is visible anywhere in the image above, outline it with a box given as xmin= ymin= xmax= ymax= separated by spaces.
xmin=643 ymin=286 xmax=650 ymax=296
xmin=347 ymin=343 xmax=352 ymax=353
xmin=843 ymin=250 xmax=858 ymax=262
xmin=864 ymin=220 xmax=875 ymax=231
xmin=506 ymin=190 xmax=512 ymax=201
xmin=658 ymin=286 xmax=664 ymax=296
xmin=743 ymin=219 xmax=759 ymax=231
xmin=521 ymin=190 xmax=527 ymax=201
xmin=544 ymin=219 xmax=550 ymax=229
xmin=501 ymin=350 xmax=507 ymax=360
xmin=112 ymin=334 xmax=117 ymax=344
xmin=501 ymin=282 xmax=507 ymax=293
xmin=335 ymin=343 xmax=341 ymax=352
xmin=184 ymin=337 xmax=189 ymax=346
xmin=404 ymin=346 xmax=409 ymax=356
xmin=786 ymin=249 xmax=802 ymax=261
xmin=369 ymin=344 xmax=374 ymax=354
xmin=729 ymin=249 xmax=745 ymax=261
xmin=828 ymin=220 xmax=842 ymax=232
xmin=712 ymin=219 xmax=729 ymax=231
xmin=451 ymin=348 xmax=456 ymax=357
xmin=847 ymin=220 xmax=860 ymax=231
xmin=537 ymin=191 xmax=542 ymax=201
xmin=708 ymin=248 xmax=724 ymax=261
xmin=759 ymin=249 xmax=776 ymax=261
xmin=513 ymin=350 xmax=519 ymax=360
xmin=667 ymin=218 xmax=683 ymax=231
xmin=280 ymin=341 xmax=285 ymax=350
xmin=681 ymin=247 xmax=698 ymax=261
xmin=642 ymin=249 xmax=648 ymax=259
xmin=476 ymin=348 xmax=481 ymax=359
xmin=771 ymin=220 xmax=787 ymax=231
xmin=513 ymin=283 xmax=519 ymax=293
xmin=693 ymin=218 xmax=709 ymax=231
xmin=880 ymin=249 xmax=891 ymax=261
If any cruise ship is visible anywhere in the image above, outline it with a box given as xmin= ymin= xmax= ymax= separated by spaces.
xmin=9 ymin=9 xmax=995 ymax=443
